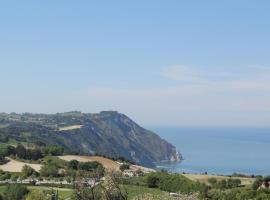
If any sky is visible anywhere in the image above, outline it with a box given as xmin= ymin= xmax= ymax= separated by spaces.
xmin=0 ymin=1 xmax=270 ymax=126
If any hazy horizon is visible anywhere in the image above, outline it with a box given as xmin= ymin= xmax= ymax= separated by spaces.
xmin=1 ymin=1 xmax=270 ymax=127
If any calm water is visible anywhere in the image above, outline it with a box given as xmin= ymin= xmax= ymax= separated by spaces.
xmin=150 ymin=127 xmax=270 ymax=176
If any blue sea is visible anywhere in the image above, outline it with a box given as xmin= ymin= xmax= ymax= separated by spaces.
xmin=150 ymin=127 xmax=270 ymax=176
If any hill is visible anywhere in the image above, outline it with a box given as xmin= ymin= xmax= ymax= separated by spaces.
xmin=0 ymin=111 xmax=181 ymax=167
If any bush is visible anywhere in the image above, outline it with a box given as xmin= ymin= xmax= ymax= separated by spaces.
xmin=146 ymin=172 xmax=208 ymax=195
xmin=78 ymin=161 xmax=105 ymax=175
xmin=68 ymin=160 xmax=79 ymax=170
xmin=0 ymin=170 xmax=11 ymax=181
xmin=146 ymin=173 xmax=160 ymax=188
xmin=120 ymin=163 xmax=130 ymax=172
xmin=42 ymin=145 xmax=64 ymax=156
xmin=3 ymin=184 xmax=29 ymax=200
xmin=21 ymin=165 xmax=36 ymax=178
xmin=25 ymin=190 xmax=47 ymax=200
xmin=40 ymin=164 xmax=59 ymax=177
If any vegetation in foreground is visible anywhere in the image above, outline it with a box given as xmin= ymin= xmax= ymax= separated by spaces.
xmin=0 ymin=143 xmax=270 ymax=199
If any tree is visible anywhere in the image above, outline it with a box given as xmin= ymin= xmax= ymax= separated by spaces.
xmin=42 ymin=145 xmax=64 ymax=156
xmin=16 ymin=144 xmax=27 ymax=159
xmin=78 ymin=161 xmax=105 ymax=176
xmin=27 ymin=148 xmax=43 ymax=160
xmin=3 ymin=184 xmax=29 ymax=200
xmin=68 ymin=160 xmax=79 ymax=170
xmin=146 ymin=173 xmax=160 ymax=188
xmin=40 ymin=164 xmax=59 ymax=177
xmin=22 ymin=165 xmax=36 ymax=178
xmin=120 ymin=163 xmax=130 ymax=172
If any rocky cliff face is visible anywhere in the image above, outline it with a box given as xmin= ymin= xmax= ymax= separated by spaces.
xmin=0 ymin=111 xmax=182 ymax=167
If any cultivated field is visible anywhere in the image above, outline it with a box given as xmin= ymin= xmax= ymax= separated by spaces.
xmin=0 ymin=158 xmax=41 ymax=172
xmin=183 ymin=173 xmax=255 ymax=186
xmin=58 ymin=125 xmax=83 ymax=131
xmin=58 ymin=155 xmax=120 ymax=171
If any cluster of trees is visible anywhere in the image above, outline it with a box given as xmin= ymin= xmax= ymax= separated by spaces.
xmin=0 ymin=144 xmax=64 ymax=161
xmin=67 ymin=160 xmax=105 ymax=178
xmin=146 ymin=172 xmax=208 ymax=197
xmin=39 ymin=157 xmax=105 ymax=178
xmin=208 ymin=178 xmax=241 ymax=190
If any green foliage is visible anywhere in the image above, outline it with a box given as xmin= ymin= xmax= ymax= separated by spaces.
xmin=42 ymin=145 xmax=64 ymax=156
xmin=3 ymin=184 xmax=29 ymax=200
xmin=145 ymin=172 xmax=208 ymax=195
xmin=40 ymin=164 xmax=59 ymax=177
xmin=0 ymin=170 xmax=11 ymax=181
xmin=146 ymin=173 xmax=160 ymax=188
xmin=120 ymin=163 xmax=130 ymax=172
xmin=21 ymin=165 xmax=36 ymax=178
xmin=208 ymin=178 xmax=217 ymax=185
xmin=0 ymin=155 xmax=8 ymax=165
xmin=68 ymin=159 xmax=79 ymax=170
xmin=209 ymin=178 xmax=241 ymax=190
xmin=25 ymin=190 xmax=48 ymax=200
xmin=0 ymin=144 xmax=15 ymax=157
xmin=209 ymin=188 xmax=270 ymax=200
xmin=78 ymin=161 xmax=105 ymax=175
xmin=39 ymin=156 xmax=68 ymax=177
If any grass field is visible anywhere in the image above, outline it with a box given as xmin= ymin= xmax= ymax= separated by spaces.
xmin=0 ymin=185 xmax=74 ymax=200
xmin=58 ymin=155 xmax=120 ymax=171
xmin=125 ymin=185 xmax=170 ymax=200
xmin=0 ymin=184 xmax=170 ymax=200
xmin=183 ymin=173 xmax=255 ymax=186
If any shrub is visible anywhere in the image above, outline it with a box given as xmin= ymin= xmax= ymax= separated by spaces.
xmin=3 ymin=184 xmax=29 ymax=200
xmin=120 ymin=163 xmax=130 ymax=172
xmin=21 ymin=165 xmax=36 ymax=178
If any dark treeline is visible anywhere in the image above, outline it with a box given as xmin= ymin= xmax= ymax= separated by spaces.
xmin=0 ymin=144 xmax=64 ymax=161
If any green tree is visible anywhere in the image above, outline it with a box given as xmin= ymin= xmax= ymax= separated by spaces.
xmin=40 ymin=164 xmax=59 ymax=177
xmin=120 ymin=163 xmax=130 ymax=172
xmin=21 ymin=165 xmax=36 ymax=178
xmin=42 ymin=145 xmax=64 ymax=156
xmin=16 ymin=144 xmax=27 ymax=159
xmin=146 ymin=173 xmax=160 ymax=188
xmin=68 ymin=160 xmax=79 ymax=170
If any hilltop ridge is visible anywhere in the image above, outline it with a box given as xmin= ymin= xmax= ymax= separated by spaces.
xmin=0 ymin=111 xmax=181 ymax=167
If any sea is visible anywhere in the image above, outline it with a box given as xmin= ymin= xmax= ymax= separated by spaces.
xmin=149 ymin=127 xmax=270 ymax=176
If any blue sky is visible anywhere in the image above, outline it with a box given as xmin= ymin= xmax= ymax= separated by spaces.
xmin=0 ymin=1 xmax=270 ymax=126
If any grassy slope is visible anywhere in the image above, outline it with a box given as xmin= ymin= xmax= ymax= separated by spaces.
xmin=0 ymin=185 xmax=74 ymax=200
xmin=0 ymin=185 xmax=172 ymax=200
xmin=125 ymin=185 xmax=171 ymax=200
